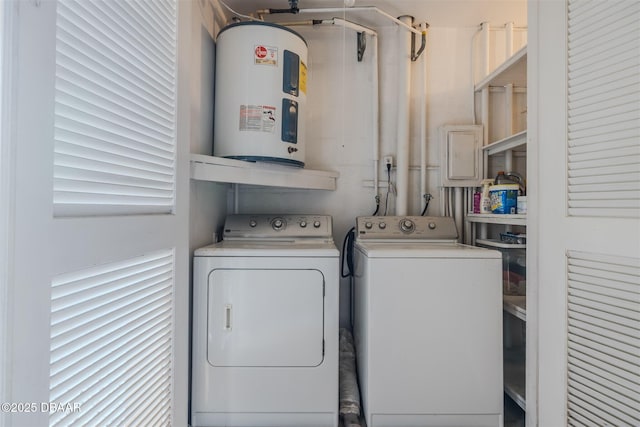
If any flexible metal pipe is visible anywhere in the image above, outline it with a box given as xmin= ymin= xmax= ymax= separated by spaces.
xmin=395 ymin=16 xmax=413 ymax=216
xmin=454 ymin=187 xmax=463 ymax=243
xmin=464 ymin=188 xmax=472 ymax=244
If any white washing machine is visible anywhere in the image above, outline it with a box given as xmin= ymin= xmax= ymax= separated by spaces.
xmin=353 ymin=216 xmax=503 ymax=427
xmin=191 ymin=214 xmax=339 ymax=427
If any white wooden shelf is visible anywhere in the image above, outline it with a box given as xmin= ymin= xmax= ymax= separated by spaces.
xmin=466 ymin=213 xmax=526 ymax=226
xmin=473 ymin=40 xmax=528 ymax=422
xmin=190 ymin=154 xmax=339 ymax=190
xmin=475 ymin=45 xmax=527 ymax=91
xmin=483 ymin=130 xmax=527 ymax=156
xmin=503 ymin=295 xmax=526 ymax=321
xmin=476 ymin=239 xmax=526 ymax=249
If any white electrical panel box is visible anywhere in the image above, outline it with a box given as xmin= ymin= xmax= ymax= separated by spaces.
xmin=440 ymin=125 xmax=483 ymax=187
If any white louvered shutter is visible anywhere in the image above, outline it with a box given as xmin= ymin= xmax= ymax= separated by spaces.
xmin=49 ymin=0 xmax=180 ymax=423
xmin=53 ymin=0 xmax=177 ymax=216
xmin=532 ymin=0 xmax=640 ymax=425
xmin=567 ymin=0 xmax=640 ymax=218
xmin=567 ymin=251 xmax=640 ymax=426
xmin=49 ymin=250 xmax=175 ymax=426
xmin=565 ymin=0 xmax=640 ymax=424
xmin=7 ymin=0 xmax=188 ymax=425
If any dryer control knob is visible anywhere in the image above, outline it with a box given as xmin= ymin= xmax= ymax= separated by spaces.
xmin=379 ymin=222 xmax=387 ymax=229
xmin=300 ymin=221 xmax=307 ymax=228
xmin=249 ymin=220 xmax=257 ymax=228
xmin=428 ymin=222 xmax=437 ymax=230
xmin=401 ymin=219 xmax=415 ymax=233
xmin=272 ymin=218 xmax=285 ymax=230
xmin=365 ymin=222 xmax=373 ymax=229
xmin=313 ymin=220 xmax=321 ymax=228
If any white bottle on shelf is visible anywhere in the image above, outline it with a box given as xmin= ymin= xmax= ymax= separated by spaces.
xmin=480 ymin=179 xmax=494 ymax=214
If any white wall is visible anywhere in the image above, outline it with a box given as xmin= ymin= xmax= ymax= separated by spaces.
xmin=230 ymin=20 xmax=524 ymax=324
xmin=187 ymin=1 xmax=527 ymax=326
xmin=236 ymin=24 xmax=483 ymax=222
xmin=190 ymin=3 xmax=228 ymax=254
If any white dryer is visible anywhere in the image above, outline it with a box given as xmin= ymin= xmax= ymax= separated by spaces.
xmin=353 ymin=216 xmax=503 ymax=427
xmin=191 ymin=214 xmax=339 ymax=427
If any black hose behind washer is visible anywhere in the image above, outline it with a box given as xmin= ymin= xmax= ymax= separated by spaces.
xmin=340 ymin=227 xmax=356 ymax=278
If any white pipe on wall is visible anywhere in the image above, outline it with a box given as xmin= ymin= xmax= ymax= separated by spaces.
xmin=395 ymin=15 xmax=413 ymax=217
xmin=505 ymin=83 xmax=514 ymax=136
xmin=333 ymin=17 xmax=376 ymax=36
xmin=371 ymin=33 xmax=380 ymax=205
xmin=480 ymin=22 xmax=491 ymax=147
xmin=505 ymin=22 xmax=514 ymax=58
xmin=281 ymin=18 xmax=376 ymax=36
xmin=471 ymin=26 xmax=482 ymax=124
xmin=480 ymin=22 xmax=490 ymax=77
xmin=418 ymin=23 xmax=428 ymax=215
xmin=481 ymin=86 xmax=490 ymax=150
xmin=295 ymin=7 xmax=422 ymax=35
xmin=505 ymin=83 xmax=514 ymax=173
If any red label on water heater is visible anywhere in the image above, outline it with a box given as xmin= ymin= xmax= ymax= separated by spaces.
xmin=255 ymin=45 xmax=267 ymax=58
xmin=254 ymin=45 xmax=278 ymax=65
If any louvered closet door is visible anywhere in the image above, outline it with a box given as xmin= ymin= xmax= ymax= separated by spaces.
xmin=531 ymin=0 xmax=640 ymax=426
xmin=6 ymin=1 xmax=190 ymax=426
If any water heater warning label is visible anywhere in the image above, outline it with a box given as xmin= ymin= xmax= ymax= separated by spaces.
xmin=300 ymin=61 xmax=307 ymax=94
xmin=239 ymin=105 xmax=276 ymax=133
xmin=254 ymin=45 xmax=277 ymax=65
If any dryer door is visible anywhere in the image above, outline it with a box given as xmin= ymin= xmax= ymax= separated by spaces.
xmin=208 ymin=268 xmax=325 ymax=367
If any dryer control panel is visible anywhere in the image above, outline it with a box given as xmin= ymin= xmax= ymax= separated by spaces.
xmin=356 ymin=216 xmax=458 ymax=241
xmin=224 ymin=214 xmax=333 ymax=240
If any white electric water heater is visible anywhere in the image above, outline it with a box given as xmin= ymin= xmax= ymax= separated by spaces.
xmin=214 ymin=21 xmax=308 ymax=167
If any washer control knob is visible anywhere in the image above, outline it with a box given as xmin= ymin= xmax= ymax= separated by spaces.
xmin=300 ymin=221 xmax=307 ymax=228
xmin=400 ymin=219 xmax=415 ymax=233
xmin=428 ymin=222 xmax=437 ymax=230
xmin=313 ymin=220 xmax=321 ymax=228
xmin=272 ymin=218 xmax=285 ymax=230
xmin=379 ymin=222 xmax=387 ymax=229
xmin=365 ymin=222 xmax=373 ymax=229
xmin=249 ymin=220 xmax=257 ymax=228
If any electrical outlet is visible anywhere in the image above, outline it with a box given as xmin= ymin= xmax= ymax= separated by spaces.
xmin=383 ymin=156 xmax=393 ymax=167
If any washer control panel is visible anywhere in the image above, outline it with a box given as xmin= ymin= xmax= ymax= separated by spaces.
xmin=356 ymin=216 xmax=458 ymax=240
xmin=224 ymin=214 xmax=333 ymax=239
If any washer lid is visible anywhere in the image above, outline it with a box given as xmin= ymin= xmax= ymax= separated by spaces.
xmin=355 ymin=241 xmax=502 ymax=259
